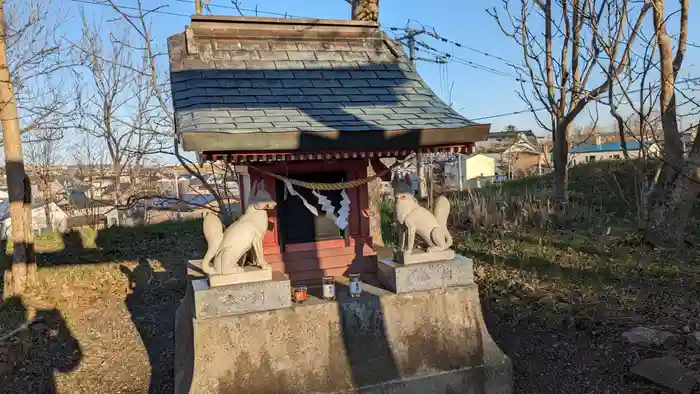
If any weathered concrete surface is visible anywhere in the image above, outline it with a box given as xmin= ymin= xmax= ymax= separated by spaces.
xmin=189 ymin=259 xmax=273 ymax=286
xmin=175 ymin=280 xmax=511 ymax=394
xmin=377 ymin=255 xmax=474 ymax=294
xmin=393 ymin=249 xmax=456 ymax=265
xmin=209 ymin=266 xmax=273 ymax=287
xmin=192 ymin=270 xmax=292 ymax=319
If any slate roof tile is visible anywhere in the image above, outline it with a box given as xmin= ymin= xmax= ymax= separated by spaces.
xmin=169 ymin=22 xmax=476 ymax=136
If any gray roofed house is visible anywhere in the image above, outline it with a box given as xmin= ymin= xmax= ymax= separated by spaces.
xmin=167 ymin=15 xmax=489 ymax=157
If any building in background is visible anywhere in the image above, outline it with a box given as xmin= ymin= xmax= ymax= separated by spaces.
xmin=443 ymin=153 xmax=496 ymax=190
xmin=569 ymin=138 xmax=661 ymax=166
xmin=1 ymin=201 xmax=68 ymax=239
xmin=477 ymin=129 xmax=544 ymax=178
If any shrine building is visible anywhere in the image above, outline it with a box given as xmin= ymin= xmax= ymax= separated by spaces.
xmin=167 ymin=14 xmax=489 ymax=284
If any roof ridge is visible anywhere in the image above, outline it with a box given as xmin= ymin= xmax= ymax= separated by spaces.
xmin=191 ymin=15 xmax=379 ymax=28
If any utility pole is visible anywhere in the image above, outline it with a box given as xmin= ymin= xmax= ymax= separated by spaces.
xmin=195 ymin=0 xmax=202 ymax=15
xmin=404 ymin=27 xmax=427 ymax=199
xmin=0 ymin=0 xmax=35 ymax=294
xmin=394 ymin=26 xmax=448 ymax=200
xmin=457 ymin=155 xmax=463 ymax=191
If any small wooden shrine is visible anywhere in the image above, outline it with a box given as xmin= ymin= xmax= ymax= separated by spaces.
xmin=168 ymin=14 xmax=489 ymax=283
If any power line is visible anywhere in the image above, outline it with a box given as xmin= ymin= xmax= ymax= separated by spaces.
xmin=175 ymin=0 xmax=307 ymax=18
xmin=471 ymin=108 xmax=546 ymax=121
xmin=389 ymin=26 xmax=520 ymax=69
xmin=471 ymin=74 xmax=700 ymax=121
xmin=70 ymin=0 xmax=191 ymax=17
xmin=73 ymin=0 xmax=306 ymax=19
xmin=414 ymin=40 xmax=519 ymax=79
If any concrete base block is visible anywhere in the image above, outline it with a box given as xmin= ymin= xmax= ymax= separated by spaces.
xmin=188 ymin=259 xmax=273 ymax=287
xmin=174 ymin=280 xmax=512 ymax=394
xmin=192 ymin=270 xmax=291 ymax=319
xmin=208 ymin=266 xmax=273 ymax=287
xmin=393 ymin=249 xmax=456 ymax=264
xmin=377 ymin=255 xmax=474 ymax=294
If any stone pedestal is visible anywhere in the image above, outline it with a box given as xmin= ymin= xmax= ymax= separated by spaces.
xmin=208 ymin=265 xmax=273 ymax=287
xmin=377 ymin=254 xmax=474 ymax=294
xmin=190 ymin=270 xmax=292 ymax=319
xmin=188 ymin=259 xmax=273 ymax=287
xmin=393 ymin=249 xmax=455 ymax=265
xmin=174 ymin=279 xmax=512 ymax=394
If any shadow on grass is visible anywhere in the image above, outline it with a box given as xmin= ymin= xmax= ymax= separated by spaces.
xmin=120 ymin=258 xmax=187 ymax=394
xmin=463 ymin=247 xmax=626 ymax=288
xmin=2 ymin=220 xmax=205 ymax=394
xmin=497 ymin=231 xmax=611 ymax=258
xmin=0 ymin=296 xmax=82 ymax=393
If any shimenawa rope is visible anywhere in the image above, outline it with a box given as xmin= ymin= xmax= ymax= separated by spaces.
xmin=247 ymin=155 xmax=414 ymax=191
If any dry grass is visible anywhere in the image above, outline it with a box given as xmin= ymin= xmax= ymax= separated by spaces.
xmin=445 ymin=161 xmax=700 ymax=393
xmin=1 ymin=220 xmax=203 ymax=394
xmin=1 ymin=161 xmax=698 ymax=393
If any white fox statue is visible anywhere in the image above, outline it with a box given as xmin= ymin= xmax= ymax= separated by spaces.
xmin=392 ymin=174 xmax=453 ymax=254
xmin=201 ymin=181 xmax=276 ymax=275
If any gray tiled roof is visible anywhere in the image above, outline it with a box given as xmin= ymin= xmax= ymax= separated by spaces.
xmin=168 ymin=17 xmax=475 ymax=137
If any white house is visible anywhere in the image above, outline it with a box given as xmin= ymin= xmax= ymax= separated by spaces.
xmin=0 ymin=201 xmax=69 ymax=239
xmin=443 ymin=153 xmax=496 ymax=189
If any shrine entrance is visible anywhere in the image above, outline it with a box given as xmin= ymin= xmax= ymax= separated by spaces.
xmin=275 ymin=171 xmax=346 ymax=247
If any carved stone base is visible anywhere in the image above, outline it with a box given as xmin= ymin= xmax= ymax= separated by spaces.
xmin=190 ymin=270 xmax=292 ymax=319
xmin=209 ymin=266 xmax=272 ymax=287
xmin=377 ymin=255 xmax=474 ymax=294
xmin=188 ymin=259 xmax=273 ymax=287
xmin=393 ymin=249 xmax=456 ymax=265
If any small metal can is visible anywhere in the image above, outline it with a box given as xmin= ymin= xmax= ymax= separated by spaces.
xmin=348 ymin=273 xmax=362 ymax=298
xmin=292 ymin=286 xmax=308 ymax=303
xmin=322 ymin=276 xmax=336 ymax=301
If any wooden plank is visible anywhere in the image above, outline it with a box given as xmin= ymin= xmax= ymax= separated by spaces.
xmin=285 ymin=239 xmax=349 ymax=253
xmin=182 ymin=124 xmax=491 ymax=152
xmin=273 ymin=255 xmax=378 ymax=283
xmin=265 ymin=244 xmax=376 ymax=264
xmin=191 ymin=15 xmax=379 ymax=28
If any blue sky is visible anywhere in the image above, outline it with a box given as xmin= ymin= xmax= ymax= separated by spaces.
xmin=51 ymin=0 xmax=700 ymax=138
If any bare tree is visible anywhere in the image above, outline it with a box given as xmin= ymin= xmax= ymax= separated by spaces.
xmin=488 ymin=0 xmax=650 ymax=201
xmin=24 ymin=126 xmax=65 ymax=232
xmin=84 ymin=0 xmax=247 ymax=225
xmin=71 ymin=128 xmax=111 ymax=228
xmin=72 ymin=13 xmax=166 ymax=224
xmin=643 ymin=0 xmax=700 ymax=247
xmin=1 ymin=0 xmax=70 ymax=146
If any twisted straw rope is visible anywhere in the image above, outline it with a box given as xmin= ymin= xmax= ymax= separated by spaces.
xmin=248 ymin=155 xmax=414 ymax=191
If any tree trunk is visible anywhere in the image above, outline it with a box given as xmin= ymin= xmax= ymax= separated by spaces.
xmin=652 ymin=0 xmax=684 ymax=170
xmin=646 ymin=129 xmax=700 ymax=247
xmin=0 ymin=1 xmax=35 ymax=295
xmin=366 ymin=161 xmax=384 ymax=247
xmin=41 ymin=183 xmax=53 ymax=232
xmin=43 ymin=202 xmax=53 ymax=233
xmin=645 ymin=160 xmax=700 ymax=247
xmin=552 ymin=122 xmax=570 ymax=201
xmin=113 ymin=162 xmax=122 ymax=226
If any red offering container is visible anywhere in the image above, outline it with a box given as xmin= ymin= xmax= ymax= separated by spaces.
xmin=292 ymin=286 xmax=308 ymax=303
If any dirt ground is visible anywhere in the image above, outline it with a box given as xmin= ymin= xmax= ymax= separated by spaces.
xmin=1 ymin=220 xmax=699 ymax=393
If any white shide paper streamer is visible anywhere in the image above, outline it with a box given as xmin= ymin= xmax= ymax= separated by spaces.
xmin=284 ymin=180 xmax=318 ymax=216
xmin=335 ymin=190 xmax=350 ymax=230
xmin=312 ymin=189 xmax=351 ymax=230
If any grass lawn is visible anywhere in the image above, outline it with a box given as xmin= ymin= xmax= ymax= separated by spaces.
xmin=1 ymin=161 xmax=699 ymax=393
xmin=1 ymin=220 xmax=204 ymax=394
